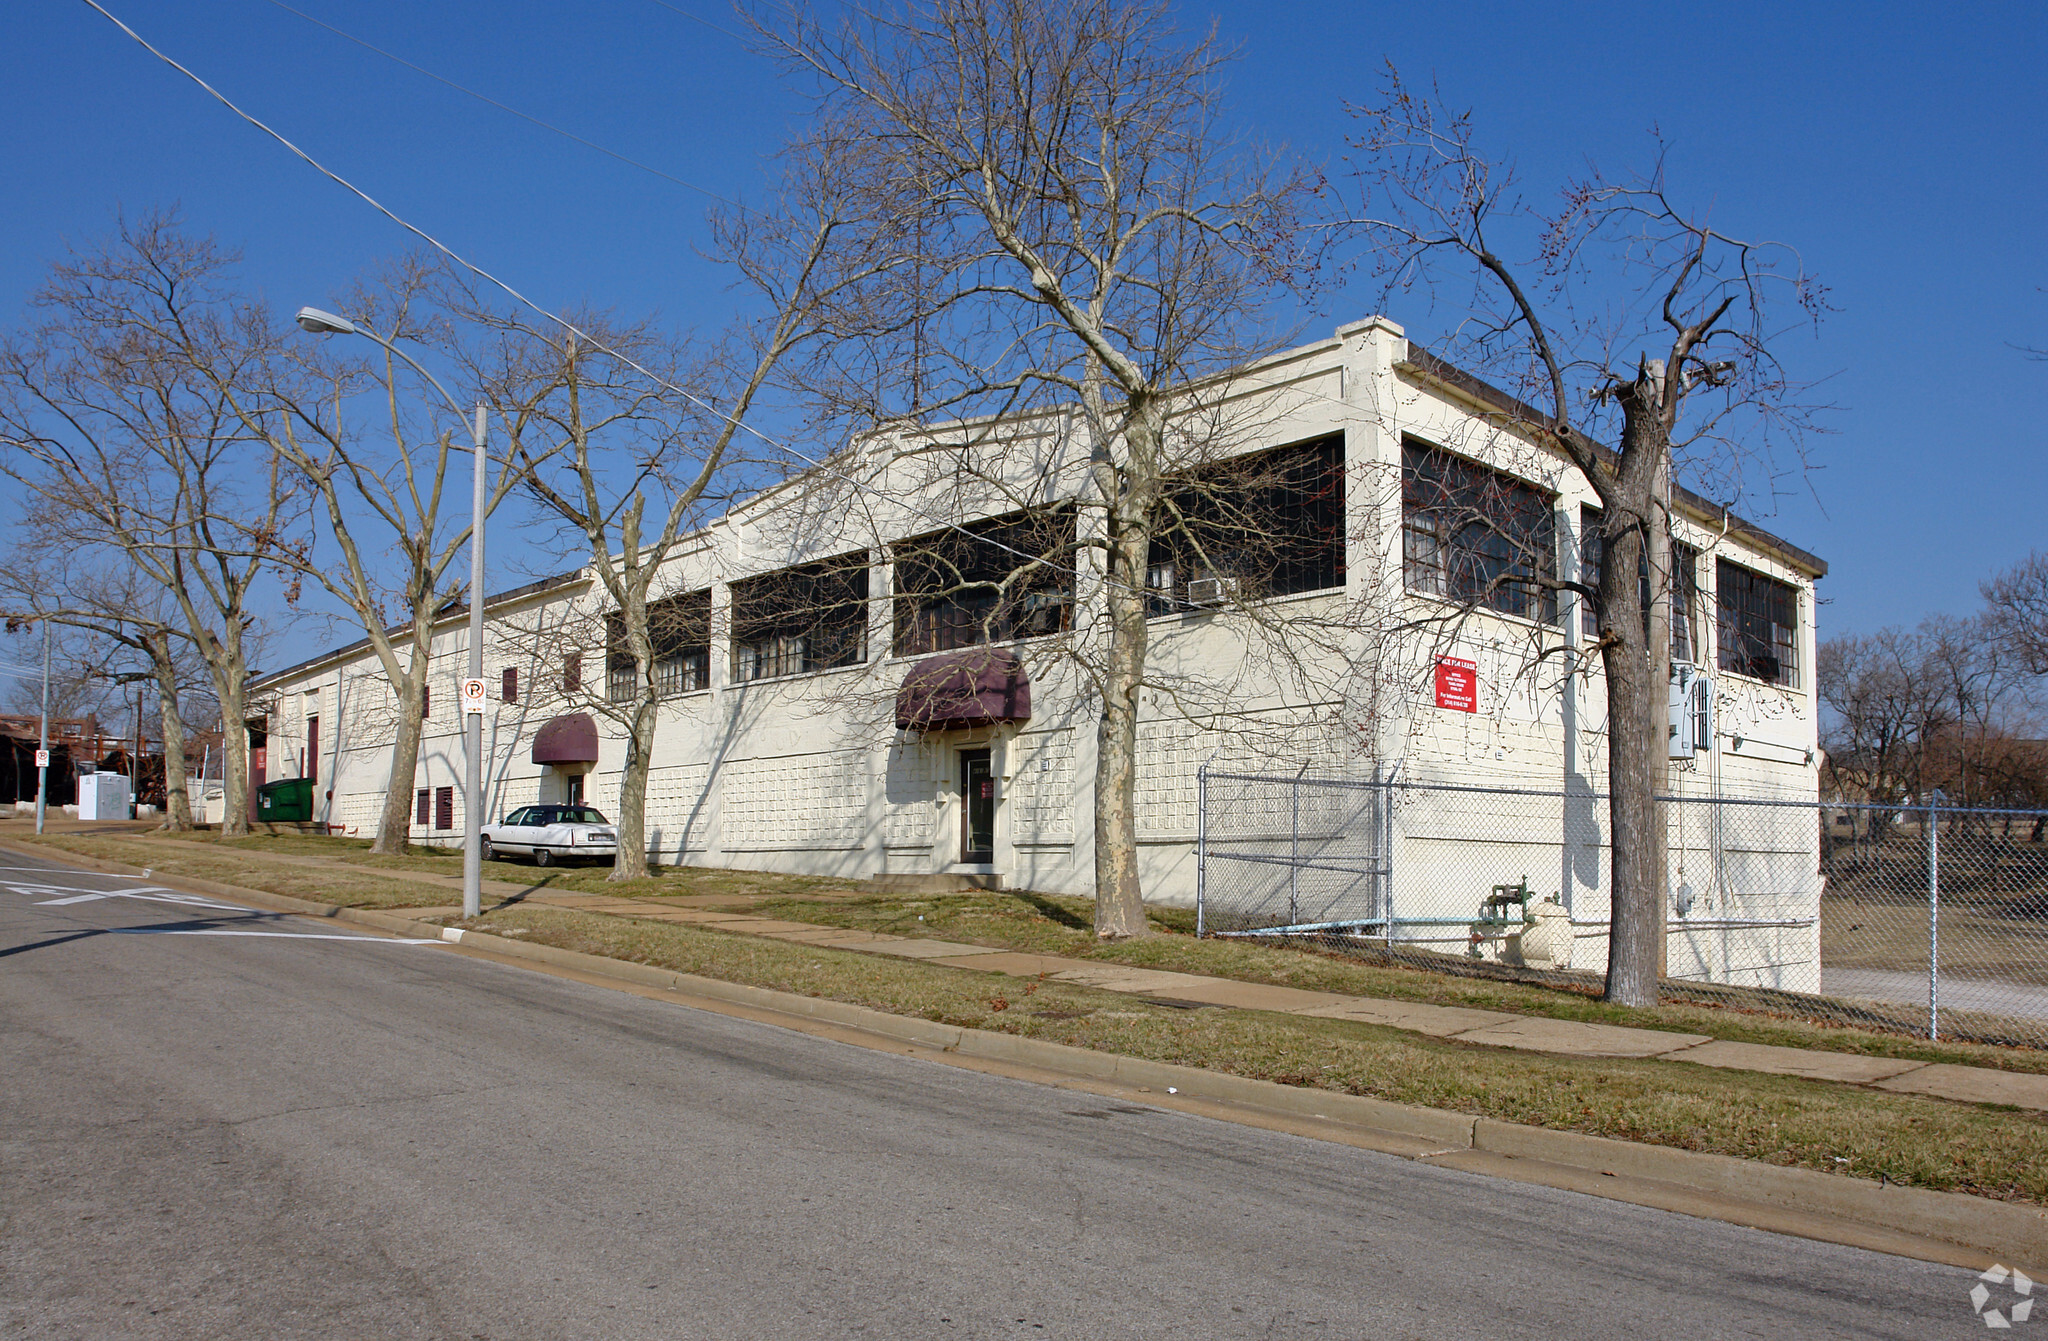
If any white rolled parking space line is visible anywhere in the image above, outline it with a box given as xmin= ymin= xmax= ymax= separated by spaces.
xmin=108 ymin=928 xmax=444 ymax=944
xmin=5 ymin=873 xmax=448 ymax=947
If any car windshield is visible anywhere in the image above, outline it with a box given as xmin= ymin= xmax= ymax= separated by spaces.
xmin=560 ymin=807 xmax=609 ymax=825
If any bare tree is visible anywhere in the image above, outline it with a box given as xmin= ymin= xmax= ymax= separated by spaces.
xmin=1341 ymin=75 xmax=1824 ymax=1004
xmin=236 ymin=255 xmax=537 ymax=854
xmin=1818 ymin=628 xmax=1943 ymax=808
xmin=0 ymin=537 xmax=209 ymax=829
xmin=456 ymin=128 xmax=897 ymax=880
xmin=1985 ymin=551 xmax=2048 ymax=676
xmin=0 ymin=213 xmax=300 ymax=837
xmin=1919 ymin=612 xmax=2034 ymax=812
xmin=753 ymin=0 xmax=1318 ymax=938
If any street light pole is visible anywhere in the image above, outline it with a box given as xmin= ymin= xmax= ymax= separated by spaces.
xmin=462 ymin=402 xmax=486 ymax=921
xmin=35 ymin=619 xmax=50 ymax=835
xmin=294 ymin=306 xmax=488 ymax=920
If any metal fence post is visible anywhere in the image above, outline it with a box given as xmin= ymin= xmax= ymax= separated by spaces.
xmin=1928 ymin=800 xmax=1940 ymax=1041
xmin=1196 ymin=761 xmax=1207 ymax=938
xmin=1289 ymin=762 xmax=1307 ymax=925
xmin=1382 ymin=764 xmax=1397 ymax=941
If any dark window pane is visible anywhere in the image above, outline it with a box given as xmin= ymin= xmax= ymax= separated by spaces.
xmin=1402 ymin=439 xmax=1557 ymax=623
xmin=731 ymin=554 xmax=869 ymax=682
xmin=1716 ymin=559 xmax=1800 ymax=687
xmin=501 ymin=667 xmax=518 ymax=704
xmin=893 ymin=508 xmax=1074 ymax=656
xmin=434 ymin=786 xmax=453 ymax=831
xmin=415 ymin=788 xmax=430 ymax=826
xmin=606 ymin=589 xmax=713 ymax=701
xmin=1581 ymin=505 xmax=1698 ymax=659
xmin=1145 ymin=435 xmax=1345 ymax=615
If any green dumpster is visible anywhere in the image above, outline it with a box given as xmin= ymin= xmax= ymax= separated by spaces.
xmin=257 ymin=777 xmax=315 ymax=822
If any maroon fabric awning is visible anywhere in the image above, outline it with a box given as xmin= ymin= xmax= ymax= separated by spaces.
xmin=895 ymin=648 xmax=1031 ymax=732
xmin=531 ymin=712 xmax=600 ymax=766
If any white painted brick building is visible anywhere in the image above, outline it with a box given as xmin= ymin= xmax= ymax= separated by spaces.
xmin=253 ymin=316 xmax=1825 ymax=982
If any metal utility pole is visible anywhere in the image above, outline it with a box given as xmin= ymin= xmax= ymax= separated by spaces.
xmin=134 ymin=684 xmax=143 ymax=819
xmin=462 ymin=402 xmax=486 ymax=921
xmin=35 ymin=620 xmax=50 ymax=834
xmin=292 ymin=308 xmax=489 ymax=920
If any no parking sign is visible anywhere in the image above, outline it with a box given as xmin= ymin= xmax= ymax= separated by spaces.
xmin=460 ymin=678 xmax=487 ymax=715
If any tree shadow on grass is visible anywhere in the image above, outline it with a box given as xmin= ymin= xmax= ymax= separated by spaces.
xmin=1011 ymin=891 xmax=1089 ymax=930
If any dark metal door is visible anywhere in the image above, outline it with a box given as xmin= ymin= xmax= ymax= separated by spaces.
xmin=961 ymin=749 xmax=994 ymax=863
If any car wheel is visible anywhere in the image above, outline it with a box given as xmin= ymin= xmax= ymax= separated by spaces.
xmin=534 ymin=848 xmax=552 ymax=867
xmin=481 ymin=837 xmax=495 ymax=862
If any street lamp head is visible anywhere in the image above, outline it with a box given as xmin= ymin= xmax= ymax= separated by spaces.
xmin=294 ymin=306 xmax=358 ymax=336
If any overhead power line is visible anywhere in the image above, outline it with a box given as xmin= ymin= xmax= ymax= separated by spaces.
xmin=75 ymin=0 xmax=1164 ymax=589
xmin=260 ymin=0 xmax=734 ymax=204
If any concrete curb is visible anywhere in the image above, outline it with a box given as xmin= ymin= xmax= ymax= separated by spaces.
xmin=8 ymin=834 xmax=2044 ymax=1270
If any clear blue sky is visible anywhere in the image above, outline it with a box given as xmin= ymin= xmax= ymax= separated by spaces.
xmin=5 ymin=0 xmax=2044 ymax=640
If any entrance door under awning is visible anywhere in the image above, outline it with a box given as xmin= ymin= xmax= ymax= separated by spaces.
xmin=961 ymin=749 xmax=995 ymax=863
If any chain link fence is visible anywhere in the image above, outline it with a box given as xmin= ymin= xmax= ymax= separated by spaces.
xmin=1196 ymin=767 xmax=2048 ymax=1049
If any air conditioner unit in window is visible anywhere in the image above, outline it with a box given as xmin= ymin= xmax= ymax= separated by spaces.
xmin=1667 ymin=661 xmax=1715 ymax=757
xmin=1185 ymin=576 xmax=1238 ymax=607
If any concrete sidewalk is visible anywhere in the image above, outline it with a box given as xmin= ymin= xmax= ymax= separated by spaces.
xmin=14 ymin=824 xmax=2048 ymax=1112
xmin=495 ymin=887 xmax=2048 ymax=1112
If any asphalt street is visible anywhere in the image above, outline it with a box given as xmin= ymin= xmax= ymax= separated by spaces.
xmin=0 ymin=847 xmax=2002 ymax=1339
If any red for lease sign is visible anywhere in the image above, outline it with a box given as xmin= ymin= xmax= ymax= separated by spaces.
xmin=1434 ymin=656 xmax=1478 ymax=712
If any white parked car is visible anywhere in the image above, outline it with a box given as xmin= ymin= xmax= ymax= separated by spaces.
xmin=480 ymin=804 xmax=619 ymax=866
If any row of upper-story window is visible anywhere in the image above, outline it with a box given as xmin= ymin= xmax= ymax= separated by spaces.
xmin=580 ymin=435 xmax=1348 ymax=702
xmin=340 ymin=432 xmax=1806 ymax=712
xmin=1398 ymin=437 xmax=1805 ymax=688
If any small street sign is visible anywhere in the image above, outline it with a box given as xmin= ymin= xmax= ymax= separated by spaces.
xmin=1433 ymin=656 xmax=1478 ymax=713
xmin=34 ymin=749 xmax=50 ymax=769
xmin=460 ymin=678 xmax=487 ymax=714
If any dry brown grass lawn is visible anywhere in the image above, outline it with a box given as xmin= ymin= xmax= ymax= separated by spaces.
xmin=459 ymin=904 xmax=2048 ymax=1205
xmin=18 ymin=826 xmax=2048 ymax=1078
xmin=12 ymin=824 xmax=2045 ymax=1201
xmin=751 ymin=890 xmax=2048 ymax=1076
xmin=10 ymin=828 xmax=848 ymax=905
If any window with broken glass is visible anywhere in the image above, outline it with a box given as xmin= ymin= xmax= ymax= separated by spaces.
xmin=893 ymin=508 xmax=1074 ymax=656
xmin=731 ymin=553 xmax=870 ymax=682
xmin=606 ymin=589 xmax=711 ymax=702
xmin=1144 ymin=435 xmax=1345 ymax=615
xmin=1401 ymin=439 xmax=1558 ymax=624
xmin=1716 ymin=559 xmax=1799 ymax=687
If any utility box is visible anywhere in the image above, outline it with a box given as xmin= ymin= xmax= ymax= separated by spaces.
xmin=1668 ymin=662 xmax=1715 ymax=758
xmin=257 ymin=777 xmax=314 ymax=823
xmin=78 ymin=771 xmax=132 ymax=821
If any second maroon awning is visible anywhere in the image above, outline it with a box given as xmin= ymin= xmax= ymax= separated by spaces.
xmin=531 ymin=712 xmax=600 ymax=766
xmin=895 ymin=648 xmax=1031 ymax=732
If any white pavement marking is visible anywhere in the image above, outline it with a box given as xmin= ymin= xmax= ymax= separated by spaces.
xmin=20 ymin=886 xmax=250 ymax=912
xmin=109 ymin=929 xmax=443 ymax=944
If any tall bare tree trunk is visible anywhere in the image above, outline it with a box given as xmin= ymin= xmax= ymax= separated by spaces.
xmin=1601 ymin=573 xmax=1663 ymax=1007
xmin=615 ymin=692 xmax=657 ymax=880
xmin=1645 ymin=453 xmax=1673 ymax=979
xmin=215 ymin=620 xmax=252 ymax=838
xmin=1095 ymin=509 xmax=1151 ymax=938
xmin=1091 ymin=398 xmax=1164 ymax=940
xmin=372 ymin=643 xmax=435 ymax=856
xmin=147 ymin=630 xmax=193 ymax=832
xmin=1598 ymin=399 xmax=1673 ymax=1007
xmin=609 ymin=544 xmax=658 ymax=882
